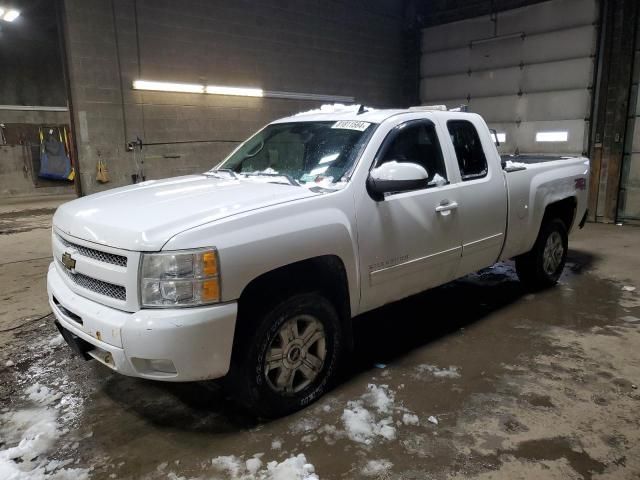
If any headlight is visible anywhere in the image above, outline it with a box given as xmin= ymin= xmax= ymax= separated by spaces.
xmin=140 ymin=248 xmax=220 ymax=307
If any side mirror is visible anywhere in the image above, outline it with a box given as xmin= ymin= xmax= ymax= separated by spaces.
xmin=367 ymin=161 xmax=429 ymax=201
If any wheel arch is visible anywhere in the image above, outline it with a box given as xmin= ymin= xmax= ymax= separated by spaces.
xmin=541 ymin=196 xmax=577 ymax=232
xmin=233 ymin=255 xmax=354 ymax=354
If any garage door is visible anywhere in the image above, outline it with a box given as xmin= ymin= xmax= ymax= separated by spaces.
xmin=420 ymin=0 xmax=599 ymax=156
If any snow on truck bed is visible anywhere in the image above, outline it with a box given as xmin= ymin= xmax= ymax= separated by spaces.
xmin=502 ymin=154 xmax=583 ymax=171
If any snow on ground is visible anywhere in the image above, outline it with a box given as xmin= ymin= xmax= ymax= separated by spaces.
xmin=0 ymin=335 xmax=90 ymax=479
xmin=341 ymin=403 xmax=396 ymax=444
xmin=207 ymin=453 xmax=318 ymax=480
xmin=361 ymin=459 xmax=393 ymax=477
xmin=414 ymin=364 xmax=461 ymax=379
xmin=340 ymin=384 xmax=422 ymax=445
xmin=0 ymin=403 xmax=90 ymax=480
xmin=286 ymin=383 xmax=422 ymax=449
xmin=270 ymin=439 xmax=283 ymax=450
xmin=48 ymin=335 xmax=65 ymax=347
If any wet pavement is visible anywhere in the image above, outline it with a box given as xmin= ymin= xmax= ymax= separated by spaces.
xmin=1 ymin=198 xmax=639 ymax=479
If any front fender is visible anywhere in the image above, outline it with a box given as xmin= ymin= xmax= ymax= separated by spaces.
xmin=162 ymin=196 xmax=360 ymax=316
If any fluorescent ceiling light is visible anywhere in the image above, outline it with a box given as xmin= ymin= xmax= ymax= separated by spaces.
xmin=536 ymin=131 xmax=568 ymax=142
xmin=132 ymin=80 xmax=204 ymax=93
xmin=0 ymin=105 xmax=68 ymax=112
xmin=0 ymin=8 xmax=5 ymax=17
xmin=206 ymin=85 xmax=263 ymax=97
xmin=3 ymin=9 xmax=20 ymax=22
xmin=132 ymin=79 xmax=353 ymax=102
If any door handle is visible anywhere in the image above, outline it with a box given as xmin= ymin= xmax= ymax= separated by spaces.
xmin=435 ymin=201 xmax=458 ymax=213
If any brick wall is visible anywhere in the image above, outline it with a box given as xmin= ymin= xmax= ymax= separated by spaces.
xmin=63 ymin=0 xmax=408 ymax=195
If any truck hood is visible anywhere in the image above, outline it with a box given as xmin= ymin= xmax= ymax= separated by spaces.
xmin=53 ymin=175 xmax=319 ymax=251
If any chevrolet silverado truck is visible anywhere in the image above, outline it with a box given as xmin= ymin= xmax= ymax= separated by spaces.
xmin=48 ymin=106 xmax=589 ymax=417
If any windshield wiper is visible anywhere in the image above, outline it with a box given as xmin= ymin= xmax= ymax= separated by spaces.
xmin=241 ymin=172 xmax=300 ymax=186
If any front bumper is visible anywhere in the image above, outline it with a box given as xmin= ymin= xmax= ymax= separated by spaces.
xmin=47 ymin=263 xmax=237 ymax=381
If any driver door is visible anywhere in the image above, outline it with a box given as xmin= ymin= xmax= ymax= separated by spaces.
xmin=355 ymin=119 xmax=462 ymax=313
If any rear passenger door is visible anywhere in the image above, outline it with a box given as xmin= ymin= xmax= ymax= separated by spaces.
xmin=444 ymin=117 xmax=508 ymax=276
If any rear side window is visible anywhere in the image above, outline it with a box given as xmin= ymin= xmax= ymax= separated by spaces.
xmin=447 ymin=120 xmax=488 ymax=180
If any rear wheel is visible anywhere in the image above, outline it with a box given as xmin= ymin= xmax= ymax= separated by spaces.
xmin=226 ymin=292 xmax=342 ymax=418
xmin=516 ymin=218 xmax=568 ymax=289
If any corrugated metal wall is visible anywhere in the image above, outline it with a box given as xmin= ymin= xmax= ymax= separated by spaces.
xmin=420 ymin=0 xmax=599 ymax=155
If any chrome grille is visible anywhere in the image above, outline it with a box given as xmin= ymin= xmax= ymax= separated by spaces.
xmin=58 ymin=260 xmax=127 ymax=301
xmin=57 ymin=234 xmax=127 ymax=267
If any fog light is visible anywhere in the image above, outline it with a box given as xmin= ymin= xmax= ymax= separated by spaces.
xmin=148 ymin=359 xmax=177 ymax=374
xmin=131 ymin=357 xmax=177 ymax=375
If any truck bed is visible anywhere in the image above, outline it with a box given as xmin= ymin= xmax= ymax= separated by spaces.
xmin=500 ymin=154 xmax=589 ymax=260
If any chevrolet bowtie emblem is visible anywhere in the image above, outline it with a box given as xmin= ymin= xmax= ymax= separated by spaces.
xmin=61 ymin=252 xmax=76 ymax=271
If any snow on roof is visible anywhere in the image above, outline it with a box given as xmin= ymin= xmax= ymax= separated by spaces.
xmin=274 ymin=103 xmax=472 ymax=124
xmin=293 ymin=103 xmax=370 ymax=116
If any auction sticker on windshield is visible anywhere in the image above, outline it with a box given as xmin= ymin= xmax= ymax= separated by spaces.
xmin=332 ymin=120 xmax=371 ymax=131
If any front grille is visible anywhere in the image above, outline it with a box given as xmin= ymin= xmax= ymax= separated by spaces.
xmin=57 ymin=234 xmax=127 ymax=267
xmin=58 ymin=260 xmax=127 ymax=301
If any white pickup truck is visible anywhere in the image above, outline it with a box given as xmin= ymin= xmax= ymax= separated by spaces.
xmin=48 ymin=106 xmax=589 ymax=416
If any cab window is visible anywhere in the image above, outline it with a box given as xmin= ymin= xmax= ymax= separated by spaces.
xmin=378 ymin=121 xmax=448 ymax=187
xmin=447 ymin=120 xmax=488 ymax=180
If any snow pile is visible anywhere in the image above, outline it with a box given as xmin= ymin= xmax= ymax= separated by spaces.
xmin=361 ymin=459 xmax=393 ymax=477
xmin=360 ymin=384 xmax=395 ymax=415
xmin=210 ymin=453 xmax=318 ymax=480
xmin=428 ymin=173 xmax=447 ymax=186
xmin=415 ymin=364 xmax=461 ymax=379
xmin=505 ymin=160 xmax=527 ymax=169
xmin=401 ymin=413 xmax=419 ymax=426
xmin=342 ymin=404 xmax=396 ymax=444
xmin=341 ymin=384 xmax=398 ymax=444
xmin=0 ymin=407 xmax=90 ymax=480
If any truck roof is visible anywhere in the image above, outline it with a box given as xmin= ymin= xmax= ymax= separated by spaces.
xmin=273 ymin=105 xmax=472 ymax=124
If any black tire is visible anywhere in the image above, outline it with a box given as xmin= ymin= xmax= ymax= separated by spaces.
xmin=225 ymin=292 xmax=342 ymax=418
xmin=516 ymin=218 xmax=568 ymax=289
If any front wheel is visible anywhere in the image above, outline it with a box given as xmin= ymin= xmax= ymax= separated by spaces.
xmin=226 ymin=292 xmax=343 ymax=418
xmin=516 ymin=218 xmax=568 ymax=289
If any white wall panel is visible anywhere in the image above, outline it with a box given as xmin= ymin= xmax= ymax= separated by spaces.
xmin=497 ymin=0 xmax=598 ymax=34
xmin=420 ymin=0 xmax=599 ymax=155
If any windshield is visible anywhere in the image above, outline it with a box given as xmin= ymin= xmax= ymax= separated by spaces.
xmin=213 ymin=121 xmax=375 ymax=188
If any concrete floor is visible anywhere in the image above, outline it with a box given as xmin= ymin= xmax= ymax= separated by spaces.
xmin=1 ymin=197 xmax=639 ymax=479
